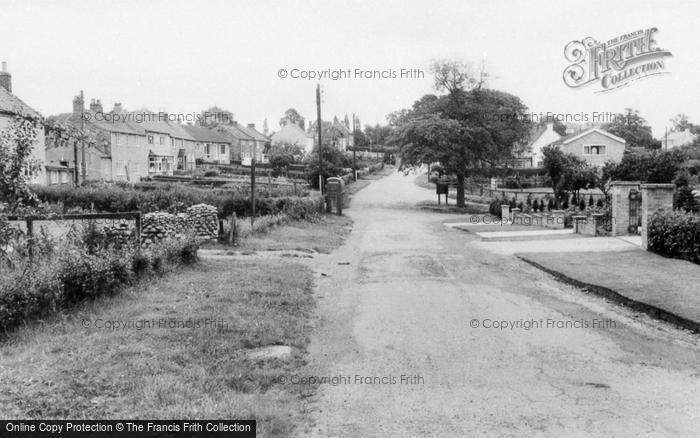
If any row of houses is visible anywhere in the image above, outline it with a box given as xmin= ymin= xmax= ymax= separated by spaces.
xmin=45 ymin=96 xmax=272 ymax=182
xmin=0 ymin=63 xmax=278 ymax=185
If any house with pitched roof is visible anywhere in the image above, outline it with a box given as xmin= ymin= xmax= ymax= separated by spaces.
xmin=216 ymin=122 xmax=268 ymax=163
xmin=182 ymin=124 xmax=231 ymax=164
xmin=546 ymin=128 xmax=626 ymax=167
xmin=167 ymin=121 xmax=198 ymax=171
xmin=271 ymin=122 xmax=314 ymax=155
xmin=663 ymin=129 xmax=697 ymax=149
xmin=308 ymin=119 xmax=354 ymax=151
xmin=47 ymin=97 xmax=150 ymax=181
xmin=237 ymin=123 xmax=270 ymax=162
xmin=522 ymin=122 xmax=563 ymax=168
xmin=0 ymin=62 xmax=48 ymax=185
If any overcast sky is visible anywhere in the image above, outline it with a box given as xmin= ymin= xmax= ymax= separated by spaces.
xmin=1 ymin=0 xmax=697 ymax=136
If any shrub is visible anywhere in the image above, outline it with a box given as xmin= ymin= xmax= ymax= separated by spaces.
xmin=0 ymin=236 xmax=200 ymax=333
xmin=203 ymin=170 xmax=220 ymax=177
xmin=596 ymin=198 xmax=604 ymax=208
xmin=589 ymin=195 xmax=595 ymax=207
xmin=579 ymin=199 xmax=586 ymax=210
xmin=539 ymin=199 xmax=545 ymax=212
xmin=547 ymin=199 xmax=554 ymax=211
xmin=517 ymin=202 xmax=524 ymax=211
xmin=647 ymin=211 xmax=700 ymax=264
xmin=32 ymin=183 xmax=318 ymax=220
xmin=489 ymin=198 xmax=505 ymax=218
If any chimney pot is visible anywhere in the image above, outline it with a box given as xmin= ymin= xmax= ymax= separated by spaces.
xmin=248 ymin=123 xmax=255 ymax=129
xmin=0 ymin=61 xmax=11 ymax=93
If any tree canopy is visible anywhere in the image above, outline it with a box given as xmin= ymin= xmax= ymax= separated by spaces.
xmin=390 ymin=61 xmax=532 ymax=206
xmin=603 ymin=108 xmax=660 ymax=149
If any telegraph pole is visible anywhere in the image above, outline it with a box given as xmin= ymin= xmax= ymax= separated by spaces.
xmin=251 ymin=143 xmax=256 ymax=226
xmin=80 ymin=90 xmax=86 ymax=184
xmin=352 ymin=113 xmax=357 ymax=181
xmin=316 ymin=83 xmax=323 ymax=193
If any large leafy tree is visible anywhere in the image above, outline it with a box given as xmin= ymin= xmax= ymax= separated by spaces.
xmin=603 ymin=108 xmax=660 ymax=150
xmin=391 ymin=61 xmax=531 ymax=207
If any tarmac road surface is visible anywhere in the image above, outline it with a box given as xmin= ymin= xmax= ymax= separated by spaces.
xmin=305 ymin=170 xmax=700 ymax=437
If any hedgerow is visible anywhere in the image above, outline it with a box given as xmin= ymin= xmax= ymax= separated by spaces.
xmin=647 ymin=210 xmax=700 ymax=264
xmin=31 ymin=183 xmax=322 ymax=219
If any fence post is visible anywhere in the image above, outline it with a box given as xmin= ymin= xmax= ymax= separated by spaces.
xmin=26 ymin=218 xmax=34 ymax=258
xmin=229 ymin=213 xmax=237 ymax=245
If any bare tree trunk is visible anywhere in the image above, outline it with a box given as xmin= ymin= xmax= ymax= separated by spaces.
xmin=456 ymin=173 xmax=466 ymax=208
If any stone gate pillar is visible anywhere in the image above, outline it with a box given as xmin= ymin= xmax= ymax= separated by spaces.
xmin=609 ymin=181 xmax=641 ymax=236
xmin=640 ymin=183 xmax=675 ymax=250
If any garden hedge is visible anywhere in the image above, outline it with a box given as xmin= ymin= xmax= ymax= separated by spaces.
xmin=32 ymin=183 xmax=323 ymax=219
xmin=647 ymin=210 xmax=700 ymax=264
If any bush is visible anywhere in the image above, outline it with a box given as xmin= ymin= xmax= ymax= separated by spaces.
xmin=32 ymin=183 xmax=318 ymax=220
xmin=547 ymin=199 xmax=554 ymax=211
xmin=596 ymin=198 xmax=604 ymax=208
xmin=579 ymin=199 xmax=586 ymax=210
xmin=203 ymin=169 xmax=220 ymax=177
xmin=0 ymin=235 xmax=200 ymax=333
xmin=589 ymin=195 xmax=595 ymax=207
xmin=647 ymin=211 xmax=700 ymax=264
xmin=540 ymin=199 xmax=546 ymax=212
xmin=489 ymin=198 xmax=505 ymax=218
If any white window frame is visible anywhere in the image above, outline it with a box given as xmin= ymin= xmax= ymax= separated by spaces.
xmin=583 ymin=144 xmax=606 ymax=156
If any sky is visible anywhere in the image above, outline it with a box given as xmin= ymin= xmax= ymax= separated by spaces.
xmin=1 ymin=0 xmax=698 ymax=137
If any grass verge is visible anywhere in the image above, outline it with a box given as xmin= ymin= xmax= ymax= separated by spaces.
xmin=0 ymin=259 xmax=315 ymax=436
xmin=517 ymin=250 xmax=700 ymax=334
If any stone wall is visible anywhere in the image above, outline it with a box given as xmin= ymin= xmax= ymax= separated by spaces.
xmin=141 ymin=203 xmax=219 ymax=247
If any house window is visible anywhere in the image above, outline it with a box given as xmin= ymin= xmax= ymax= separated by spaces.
xmin=149 ymin=157 xmax=156 ymax=172
xmin=60 ymin=171 xmax=68 ymax=184
xmin=205 ymin=144 xmax=211 ymax=157
xmin=160 ymin=136 xmax=165 ymax=145
xmin=220 ymin=144 xmax=226 ymax=155
xmin=148 ymin=135 xmax=154 ymax=144
xmin=115 ymin=133 xmax=122 ymax=145
xmin=583 ymin=145 xmax=606 ymax=155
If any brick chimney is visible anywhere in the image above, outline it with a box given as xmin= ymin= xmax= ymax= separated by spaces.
xmin=0 ymin=61 xmax=12 ymax=93
xmin=112 ymin=102 xmax=123 ymax=114
xmin=247 ymin=123 xmax=255 ymax=130
xmin=73 ymin=95 xmax=84 ymax=116
xmin=89 ymin=98 xmax=103 ymax=113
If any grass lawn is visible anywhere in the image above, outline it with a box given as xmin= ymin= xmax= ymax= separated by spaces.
xmin=517 ymin=250 xmax=700 ymax=331
xmin=236 ymin=214 xmax=353 ymax=254
xmin=0 ymin=212 xmax=355 ymax=436
xmin=0 ymin=259 xmax=315 ymax=436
